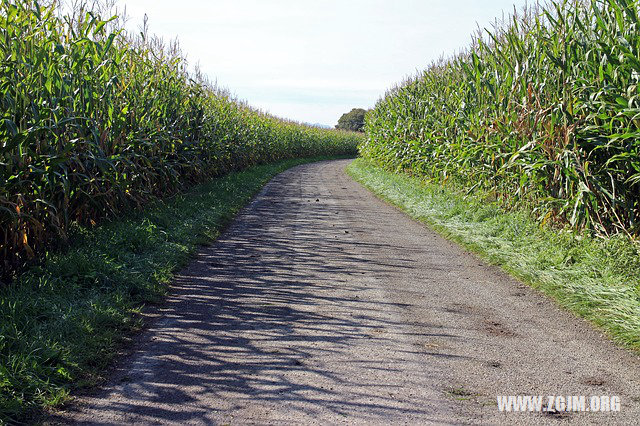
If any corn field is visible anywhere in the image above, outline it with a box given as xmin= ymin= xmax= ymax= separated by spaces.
xmin=0 ymin=0 xmax=360 ymax=276
xmin=362 ymin=0 xmax=640 ymax=236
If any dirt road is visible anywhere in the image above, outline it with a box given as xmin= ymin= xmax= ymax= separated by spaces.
xmin=62 ymin=159 xmax=640 ymax=425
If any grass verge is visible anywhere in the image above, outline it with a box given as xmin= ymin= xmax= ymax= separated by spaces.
xmin=347 ymin=158 xmax=640 ymax=351
xmin=0 ymin=156 xmax=347 ymax=423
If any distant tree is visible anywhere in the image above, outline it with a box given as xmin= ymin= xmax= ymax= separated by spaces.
xmin=336 ymin=108 xmax=367 ymax=132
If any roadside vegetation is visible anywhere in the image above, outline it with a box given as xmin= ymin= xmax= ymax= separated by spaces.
xmin=357 ymin=0 xmax=640 ymax=358
xmin=0 ymin=156 xmax=347 ymax=423
xmin=0 ymin=0 xmax=360 ymax=278
xmin=362 ymin=0 xmax=640 ymax=237
xmin=0 ymin=0 xmax=361 ymax=421
xmin=348 ymin=158 xmax=640 ymax=351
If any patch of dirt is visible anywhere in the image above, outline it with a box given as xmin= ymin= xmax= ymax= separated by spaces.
xmin=482 ymin=319 xmax=517 ymax=337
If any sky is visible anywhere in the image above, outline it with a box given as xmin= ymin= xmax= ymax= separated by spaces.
xmin=115 ymin=0 xmax=529 ymax=127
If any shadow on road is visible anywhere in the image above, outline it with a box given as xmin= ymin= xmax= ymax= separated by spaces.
xmin=66 ymin=162 xmax=458 ymax=424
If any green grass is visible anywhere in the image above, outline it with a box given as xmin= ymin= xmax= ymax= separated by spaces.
xmin=348 ymin=158 xmax=640 ymax=350
xmin=0 ymin=156 xmax=346 ymax=424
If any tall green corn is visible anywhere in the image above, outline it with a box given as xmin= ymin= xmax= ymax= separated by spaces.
xmin=0 ymin=0 xmax=361 ymax=276
xmin=362 ymin=0 xmax=640 ymax=236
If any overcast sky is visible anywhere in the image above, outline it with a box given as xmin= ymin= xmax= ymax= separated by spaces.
xmin=116 ymin=0 xmax=529 ymax=126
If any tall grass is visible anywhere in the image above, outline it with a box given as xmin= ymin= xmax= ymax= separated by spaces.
xmin=362 ymin=0 xmax=640 ymax=237
xmin=0 ymin=0 xmax=360 ymax=276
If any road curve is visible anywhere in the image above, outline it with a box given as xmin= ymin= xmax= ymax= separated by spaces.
xmin=60 ymin=159 xmax=640 ymax=425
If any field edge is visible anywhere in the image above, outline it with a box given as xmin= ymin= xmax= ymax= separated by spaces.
xmin=0 ymin=155 xmax=352 ymax=424
xmin=346 ymin=158 xmax=640 ymax=354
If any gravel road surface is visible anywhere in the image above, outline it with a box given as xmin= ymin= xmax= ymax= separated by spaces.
xmin=60 ymin=159 xmax=640 ymax=425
